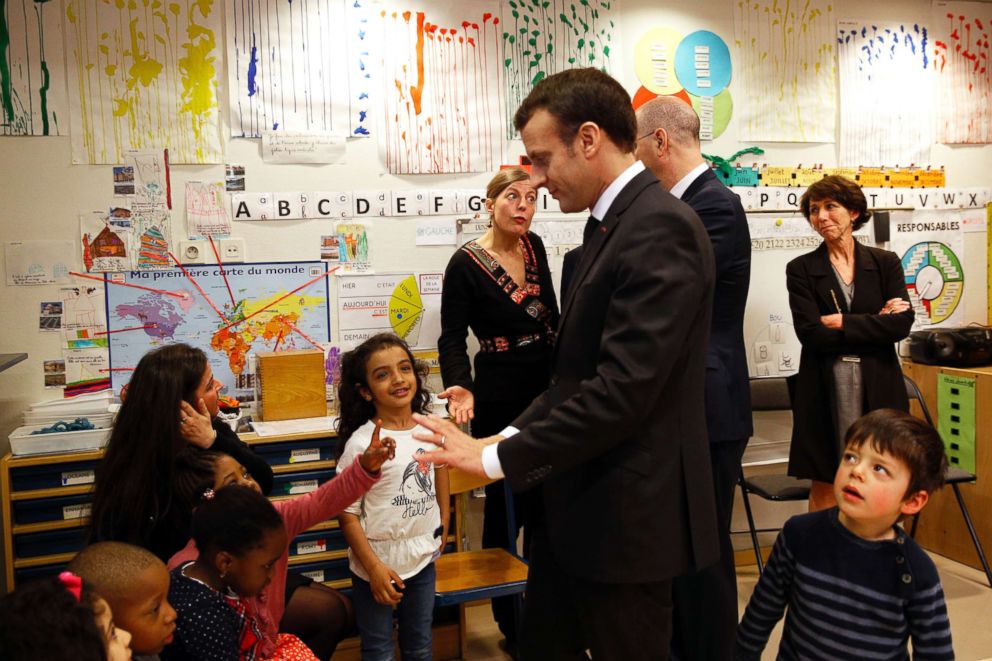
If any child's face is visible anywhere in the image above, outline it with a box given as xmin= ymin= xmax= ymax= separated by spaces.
xmin=361 ymin=346 xmax=417 ymax=413
xmin=213 ymin=454 xmax=262 ymax=494
xmin=192 ymin=365 xmax=223 ymax=417
xmin=225 ymin=527 xmax=288 ymax=597
xmin=94 ymin=597 xmax=133 ymax=661
xmin=110 ymin=562 xmax=177 ymax=655
xmin=833 ymin=439 xmax=928 ymax=539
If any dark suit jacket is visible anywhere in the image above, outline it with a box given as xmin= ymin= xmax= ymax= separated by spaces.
xmin=682 ymin=169 xmax=753 ymax=444
xmin=498 ymin=168 xmax=719 ymax=583
xmin=559 ymin=246 xmax=582 ymax=303
xmin=786 ymin=242 xmax=913 ymax=481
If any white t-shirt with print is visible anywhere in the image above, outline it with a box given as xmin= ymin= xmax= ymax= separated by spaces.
xmin=337 ymin=420 xmax=441 ymax=581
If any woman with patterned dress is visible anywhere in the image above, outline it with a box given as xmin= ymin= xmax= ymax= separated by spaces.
xmin=438 ymin=169 xmax=559 ymax=651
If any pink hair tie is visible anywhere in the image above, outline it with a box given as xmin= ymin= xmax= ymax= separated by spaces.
xmin=58 ymin=571 xmax=83 ymax=602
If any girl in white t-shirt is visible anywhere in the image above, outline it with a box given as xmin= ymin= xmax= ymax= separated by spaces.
xmin=336 ymin=333 xmax=450 ymax=661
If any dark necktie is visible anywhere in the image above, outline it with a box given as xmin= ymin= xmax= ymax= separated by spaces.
xmin=583 ymin=215 xmax=598 ymax=245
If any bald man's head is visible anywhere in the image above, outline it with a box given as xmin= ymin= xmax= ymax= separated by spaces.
xmin=636 ymin=96 xmax=701 ymax=148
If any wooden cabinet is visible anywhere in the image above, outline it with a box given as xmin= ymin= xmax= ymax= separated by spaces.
xmin=902 ymin=361 xmax=992 ymax=571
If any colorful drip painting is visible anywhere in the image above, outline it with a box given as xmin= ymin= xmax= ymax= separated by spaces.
xmin=64 ymin=0 xmax=223 ymax=164
xmin=837 ymin=22 xmax=934 ymax=166
xmin=733 ymin=0 xmax=835 ymax=142
xmin=227 ymin=0 xmax=353 ymax=138
xmin=933 ymin=2 xmax=992 ymax=144
xmin=0 ymin=0 xmax=67 ymax=136
xmin=370 ymin=0 xmax=507 ymax=174
xmin=500 ymin=0 xmax=619 ymax=139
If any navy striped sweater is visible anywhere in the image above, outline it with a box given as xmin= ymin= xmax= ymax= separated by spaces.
xmin=736 ymin=508 xmax=953 ymax=660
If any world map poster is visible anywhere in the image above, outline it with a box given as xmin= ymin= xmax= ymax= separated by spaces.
xmin=105 ymin=261 xmax=331 ymax=400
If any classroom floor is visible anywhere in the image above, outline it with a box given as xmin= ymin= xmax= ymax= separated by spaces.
xmin=459 ymin=552 xmax=992 ymax=661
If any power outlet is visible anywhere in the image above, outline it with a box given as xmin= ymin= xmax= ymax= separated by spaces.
xmin=179 ymin=240 xmax=208 ymax=264
xmin=219 ymin=238 xmax=246 ymax=263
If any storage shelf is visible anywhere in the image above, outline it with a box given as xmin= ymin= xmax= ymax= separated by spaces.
xmin=13 ymin=551 xmax=77 ymax=569
xmin=12 ymin=518 xmax=90 ymax=535
xmin=9 ymin=484 xmax=94 ymax=501
xmin=271 ymin=460 xmax=336 ymax=474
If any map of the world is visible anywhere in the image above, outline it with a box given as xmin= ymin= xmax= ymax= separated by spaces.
xmin=106 ymin=261 xmax=331 ymax=399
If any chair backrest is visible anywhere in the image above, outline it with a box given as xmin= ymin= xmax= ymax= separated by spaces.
xmin=446 ymin=466 xmax=494 ymax=496
xmin=750 ymin=376 xmax=792 ymax=411
xmin=904 ymin=374 xmax=935 ymax=426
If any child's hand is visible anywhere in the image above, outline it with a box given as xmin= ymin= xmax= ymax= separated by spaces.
xmin=369 ymin=563 xmax=405 ymax=605
xmin=359 ymin=419 xmax=396 ymax=474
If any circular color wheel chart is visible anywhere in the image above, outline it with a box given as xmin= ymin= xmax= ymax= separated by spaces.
xmin=674 ymin=30 xmax=732 ymax=97
xmin=900 ymin=241 xmax=964 ymax=325
xmin=389 ymin=275 xmax=424 ymax=344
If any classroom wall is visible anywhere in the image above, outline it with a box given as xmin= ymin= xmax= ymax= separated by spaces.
xmin=1 ymin=0 xmax=991 ymax=453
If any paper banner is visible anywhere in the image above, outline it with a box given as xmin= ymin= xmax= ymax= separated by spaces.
xmin=4 ymin=241 xmax=74 ymax=286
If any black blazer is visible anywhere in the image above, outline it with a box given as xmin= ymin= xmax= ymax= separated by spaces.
xmin=682 ymin=169 xmax=753 ymax=444
xmin=498 ymin=168 xmax=720 ymax=583
xmin=786 ymin=242 xmax=913 ymax=481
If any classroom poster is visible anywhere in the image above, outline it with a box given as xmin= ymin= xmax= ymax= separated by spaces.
xmin=337 ymin=273 xmax=443 ymax=349
xmin=837 ymin=22 xmax=934 ymax=166
xmin=733 ymin=0 xmax=835 ymax=142
xmin=369 ymin=0 xmax=507 ymax=173
xmin=61 ymin=286 xmax=108 ymax=350
xmin=0 ymin=0 xmax=68 ymax=136
xmin=64 ymin=0 xmax=223 ymax=164
xmin=186 ymin=182 xmax=231 ymax=238
xmin=890 ymin=210 xmax=967 ymax=329
xmin=4 ymin=241 xmax=74 ymax=285
xmin=226 ymin=0 xmax=352 ymax=138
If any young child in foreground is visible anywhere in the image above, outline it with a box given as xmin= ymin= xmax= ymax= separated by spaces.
xmin=165 ymin=436 xmax=394 ymax=660
xmin=70 ymin=541 xmax=177 ymax=660
xmin=0 ymin=572 xmax=132 ymax=661
xmin=736 ymin=408 xmax=954 ymax=660
xmin=336 ymin=333 xmax=450 ymax=661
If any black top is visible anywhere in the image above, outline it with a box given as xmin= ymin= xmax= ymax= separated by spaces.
xmin=94 ymin=419 xmax=273 ymax=563
xmin=161 ymin=565 xmax=240 ymax=661
xmin=439 ymin=232 xmax=559 ymax=403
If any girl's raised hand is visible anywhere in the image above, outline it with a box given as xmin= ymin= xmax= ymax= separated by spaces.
xmin=179 ymin=398 xmax=217 ymax=449
xmin=438 ymin=385 xmax=475 ymax=425
xmin=359 ymin=419 xmax=396 ymax=474
xmin=369 ymin=563 xmax=405 ymax=605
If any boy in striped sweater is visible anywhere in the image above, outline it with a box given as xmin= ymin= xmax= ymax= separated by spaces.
xmin=736 ymin=409 xmax=954 ymax=660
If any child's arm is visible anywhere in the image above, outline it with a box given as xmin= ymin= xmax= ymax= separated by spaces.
xmin=906 ymin=578 xmax=954 ymax=660
xmin=735 ymin=531 xmax=796 ymax=660
xmin=339 ymin=512 xmax=405 ymax=605
xmin=435 ymin=467 xmax=450 ymax=554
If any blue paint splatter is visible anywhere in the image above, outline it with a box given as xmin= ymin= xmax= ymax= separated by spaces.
xmin=359 ymin=110 xmax=367 ymax=121
xmin=247 ymin=42 xmax=259 ymax=97
xmin=353 ymin=126 xmax=370 ymax=135
xmin=273 ymin=123 xmax=279 ymax=130
xmin=359 ymin=92 xmax=368 ymax=100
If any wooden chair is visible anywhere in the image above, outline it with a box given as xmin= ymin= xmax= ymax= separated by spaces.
xmin=434 ymin=467 xmax=528 ymax=657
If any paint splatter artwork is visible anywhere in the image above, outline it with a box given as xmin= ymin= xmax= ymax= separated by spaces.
xmin=227 ymin=0 xmax=353 ymax=138
xmin=500 ymin=0 xmax=618 ymax=139
xmin=837 ymin=22 xmax=934 ymax=166
xmin=371 ymin=0 xmax=507 ymax=174
xmin=933 ymin=2 xmax=992 ymax=144
xmin=1 ymin=0 xmax=67 ymax=136
xmin=64 ymin=0 xmax=223 ymax=164
xmin=733 ymin=0 xmax=835 ymax=142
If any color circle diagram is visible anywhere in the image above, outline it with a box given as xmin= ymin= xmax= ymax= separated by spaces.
xmin=388 ymin=275 xmax=424 ymax=345
xmin=900 ymin=242 xmax=964 ymax=325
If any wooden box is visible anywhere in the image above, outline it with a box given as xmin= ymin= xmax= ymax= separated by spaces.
xmin=255 ymin=350 xmax=326 ymax=421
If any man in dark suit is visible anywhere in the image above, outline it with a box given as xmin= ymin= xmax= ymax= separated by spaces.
xmin=413 ymin=69 xmax=718 ymax=660
xmin=634 ymin=95 xmax=752 ymax=661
